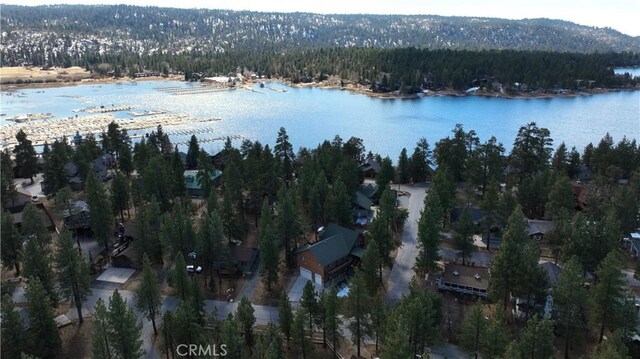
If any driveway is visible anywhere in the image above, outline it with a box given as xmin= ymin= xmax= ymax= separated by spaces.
xmin=386 ymin=183 xmax=428 ymax=304
xmin=287 ymin=275 xmax=322 ymax=302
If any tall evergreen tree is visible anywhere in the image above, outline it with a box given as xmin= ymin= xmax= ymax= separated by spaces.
xmin=396 ymin=148 xmax=411 ymax=184
xmin=25 ymin=278 xmax=61 ymax=358
xmin=196 ymin=149 xmax=214 ymax=199
xmin=186 ymin=135 xmax=200 ymax=169
xmin=509 ymin=122 xmax=553 ymax=182
xmin=345 ymin=272 xmax=372 ymax=358
xmin=0 ymin=149 xmax=17 ymax=207
xmin=1 ymin=295 xmax=26 ymax=359
xmin=330 ymin=177 xmax=353 ymax=227
xmin=174 ymin=252 xmax=190 ymax=301
xmin=221 ymin=315 xmax=242 ymax=359
xmin=324 ymin=286 xmax=342 ymax=358
xmin=107 ymin=289 xmax=144 ymax=358
xmin=591 ymin=251 xmax=629 ymax=343
xmin=376 ymin=156 xmax=394 ymax=190
xmin=301 ymin=281 xmax=317 ymax=334
xmin=430 ymin=166 xmax=456 ymax=223
xmin=111 ymin=172 xmax=130 ymax=222
xmin=274 ymin=127 xmax=295 ymax=184
xmin=259 ymin=223 xmax=279 ymax=291
xmin=278 ymin=289 xmax=293 ymax=345
xmin=135 ymin=254 xmax=162 ymax=336
xmin=553 ymin=257 xmax=588 ymax=359
xmin=12 ymin=130 xmax=38 ymax=183
xmin=361 ymin=236 xmax=382 ymax=294
xmin=276 ymin=185 xmax=301 ymax=268
xmin=22 ymin=230 xmax=57 ymax=305
xmin=505 ymin=315 xmax=555 ymax=359
xmin=292 ymin=307 xmax=312 ymax=359
xmin=197 ymin=209 xmax=227 ymax=290
xmin=381 ymin=316 xmax=412 ymax=359
xmin=454 ymin=206 xmax=475 ymax=266
xmin=416 ymin=190 xmax=442 ymax=274
xmin=459 ymin=301 xmax=486 ymax=359
xmin=489 ymin=204 xmax=527 ymax=311
xmin=237 ymin=296 xmax=256 ymax=352
xmin=482 ymin=307 xmax=508 ymax=359
xmin=92 ymin=298 xmax=111 ymax=359
xmin=545 ymin=175 xmax=575 ymax=219
xmin=55 ymin=230 xmax=92 ymax=324
xmin=1 ymin=210 xmax=22 ymax=275
xmin=86 ymin=171 xmax=113 ymax=251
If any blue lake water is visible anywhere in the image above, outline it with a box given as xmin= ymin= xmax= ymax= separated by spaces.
xmin=615 ymin=67 xmax=640 ymax=77
xmin=1 ymin=80 xmax=638 ymax=157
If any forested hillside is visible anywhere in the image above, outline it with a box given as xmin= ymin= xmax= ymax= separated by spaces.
xmin=2 ymin=4 xmax=639 ymax=64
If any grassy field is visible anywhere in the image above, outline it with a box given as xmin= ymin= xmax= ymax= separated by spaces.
xmin=0 ymin=66 xmax=92 ymax=85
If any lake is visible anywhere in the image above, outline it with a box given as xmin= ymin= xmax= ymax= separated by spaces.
xmin=615 ymin=67 xmax=640 ymax=77
xmin=1 ymin=80 xmax=638 ymax=157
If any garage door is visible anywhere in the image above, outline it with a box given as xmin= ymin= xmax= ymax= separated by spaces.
xmin=314 ymin=273 xmax=323 ymax=286
xmin=300 ymin=267 xmax=313 ymax=280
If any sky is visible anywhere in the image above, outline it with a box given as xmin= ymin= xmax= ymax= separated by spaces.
xmin=7 ymin=0 xmax=640 ymax=36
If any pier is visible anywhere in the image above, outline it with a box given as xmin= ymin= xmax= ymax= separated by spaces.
xmin=155 ymin=86 xmax=235 ymax=95
xmin=82 ymin=105 xmax=135 ymax=113
xmin=0 ymin=113 xmax=224 ymax=150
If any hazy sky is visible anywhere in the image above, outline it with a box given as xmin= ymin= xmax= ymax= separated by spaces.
xmin=9 ymin=0 xmax=640 ymax=36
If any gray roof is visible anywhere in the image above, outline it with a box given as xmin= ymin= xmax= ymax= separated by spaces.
xmin=360 ymin=158 xmax=381 ymax=173
xmin=527 ymin=219 xmax=554 ymax=236
xmin=353 ymin=191 xmax=372 ymax=210
xmin=441 ymin=263 xmax=489 ymax=290
xmin=296 ymin=223 xmax=360 ymax=266
xmin=539 ymin=261 xmax=562 ymax=288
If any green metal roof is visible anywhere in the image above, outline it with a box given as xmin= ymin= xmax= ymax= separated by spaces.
xmin=184 ymin=169 xmax=222 ymax=190
xmin=353 ymin=191 xmax=372 ymax=210
xmin=296 ymin=223 xmax=361 ymax=266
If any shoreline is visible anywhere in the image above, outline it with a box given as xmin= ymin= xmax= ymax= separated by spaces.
xmin=2 ymin=73 xmax=638 ymax=100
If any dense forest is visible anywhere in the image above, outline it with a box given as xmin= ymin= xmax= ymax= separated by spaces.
xmin=2 ymin=4 xmax=640 ymax=55
xmin=2 ymin=119 xmax=640 ymax=358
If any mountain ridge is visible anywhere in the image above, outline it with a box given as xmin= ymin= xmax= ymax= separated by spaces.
xmin=1 ymin=4 xmax=639 ymax=63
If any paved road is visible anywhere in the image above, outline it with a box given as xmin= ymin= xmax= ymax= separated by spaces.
xmin=386 ymin=183 xmax=428 ymax=304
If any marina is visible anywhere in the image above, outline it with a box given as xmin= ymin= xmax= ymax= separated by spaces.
xmin=0 ymin=112 xmax=223 ymax=150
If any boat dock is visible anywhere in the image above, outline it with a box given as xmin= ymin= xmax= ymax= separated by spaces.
xmin=266 ymin=86 xmax=287 ymax=93
xmin=155 ymin=86 xmax=235 ymax=96
xmin=0 ymin=113 xmax=223 ymax=150
xmin=82 ymin=105 xmax=135 ymax=113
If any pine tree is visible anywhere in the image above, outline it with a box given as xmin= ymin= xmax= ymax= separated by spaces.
xmin=111 ymin=172 xmax=130 ymax=222
xmin=292 ymin=307 xmax=312 ymax=359
xmin=361 ymin=236 xmax=382 ymax=294
xmin=594 ymin=330 xmax=629 ymax=359
xmin=455 ymin=206 xmax=475 ymax=265
xmin=135 ymin=254 xmax=162 ymax=336
xmin=370 ymin=292 xmax=389 ymax=355
xmin=134 ymin=197 xmax=163 ymax=263
xmin=196 ymin=149 xmax=213 ymax=199
xmin=174 ymin=252 xmax=190 ymax=301
xmin=345 ymin=272 xmax=372 ymax=358
xmin=324 ymin=286 xmax=342 ymax=358
xmin=376 ymin=156 xmax=394 ymax=190
xmin=489 ymin=204 xmax=527 ymax=311
xmin=22 ymin=230 xmax=57 ymax=305
xmin=459 ymin=301 xmax=486 ymax=359
xmin=92 ymin=298 xmax=111 ymax=359
xmin=278 ymin=289 xmax=293 ymax=345
xmin=416 ymin=190 xmax=442 ymax=274
xmin=430 ymin=166 xmax=456 ymax=223
xmin=221 ymin=315 xmax=242 ymax=358
xmin=171 ymin=146 xmax=186 ymax=198
xmin=55 ymin=230 xmax=92 ymax=324
xmin=186 ymin=135 xmax=200 ymax=169
xmin=331 ymin=177 xmax=353 ymax=227
xmin=505 ymin=315 xmax=555 ymax=359
xmin=12 ymin=130 xmax=38 ymax=183
xmin=237 ymin=296 xmax=256 ymax=351
xmin=119 ymin=142 xmax=133 ymax=176
xmin=410 ymin=145 xmax=428 ymax=183
xmin=86 ymin=171 xmax=113 ymax=251
xmin=367 ymin=215 xmax=393 ymax=282
xmin=397 ymin=148 xmax=411 ymax=184
xmin=1 ymin=210 xmax=22 ymax=275
xmin=482 ymin=307 xmax=508 ymax=359
xmin=1 ymin=295 xmax=26 ymax=359
xmin=197 ymin=209 xmax=227 ymax=290
xmin=107 ymin=289 xmax=144 ymax=358
xmin=259 ymin=223 xmax=279 ymax=291
xmin=173 ymin=298 xmax=205 ymax=351
xmin=381 ymin=316 xmax=412 ymax=359
xmin=301 ymin=281 xmax=317 ymax=335
xmin=545 ymin=175 xmax=575 ymax=219
xmin=276 ymin=185 xmax=301 ymax=268
xmin=592 ymin=251 xmax=628 ymax=343
xmin=553 ymin=257 xmax=588 ymax=359
xmin=25 ymin=278 xmax=61 ymax=358
xmin=274 ymin=127 xmax=295 ymax=184
xmin=0 ymin=149 xmax=17 ymax=207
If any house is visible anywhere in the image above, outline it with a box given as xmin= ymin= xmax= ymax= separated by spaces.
xmin=295 ymin=223 xmax=365 ymax=287
xmin=3 ymin=191 xmax=33 ymax=214
xmin=230 ymin=246 xmax=259 ymax=275
xmin=63 ymin=200 xmax=91 ymax=230
xmin=527 ymin=219 xmax=554 ymax=240
xmin=353 ymin=191 xmax=373 ymax=225
xmin=92 ymin=154 xmax=114 ymax=181
xmin=514 ymin=261 xmax=562 ymax=319
xmin=437 ymin=263 xmax=489 ymax=297
xmin=359 ymin=159 xmax=381 ymax=178
xmin=623 ymin=233 xmax=640 ymax=259
xmin=450 ymin=207 xmax=485 ymax=226
xmin=184 ymin=169 xmax=222 ymax=197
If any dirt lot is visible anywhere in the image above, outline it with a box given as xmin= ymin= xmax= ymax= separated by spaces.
xmin=57 ymin=317 xmax=94 ymax=359
xmin=0 ymin=66 xmax=93 ymax=85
